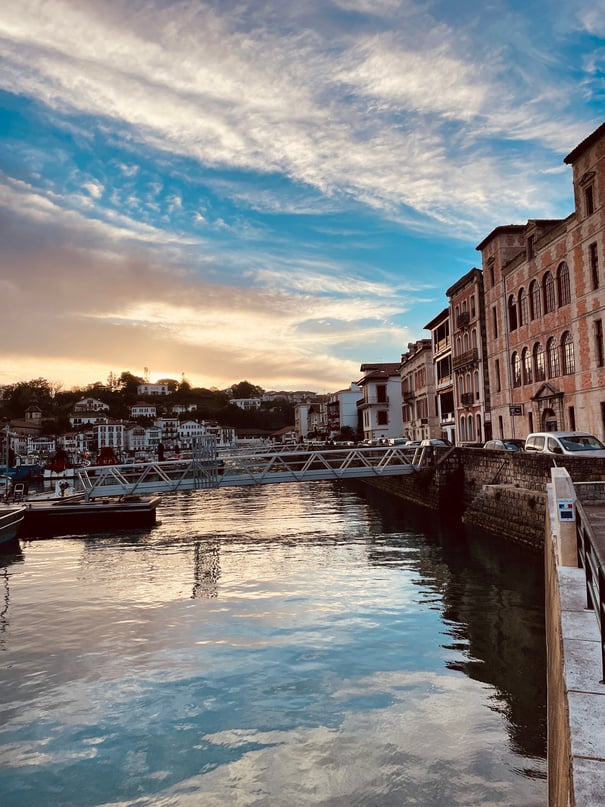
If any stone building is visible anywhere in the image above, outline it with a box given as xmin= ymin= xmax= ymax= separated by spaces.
xmin=400 ymin=339 xmax=437 ymax=442
xmin=424 ymin=309 xmax=456 ymax=443
xmin=446 ymin=267 xmax=491 ymax=443
xmin=477 ymin=121 xmax=605 ymax=441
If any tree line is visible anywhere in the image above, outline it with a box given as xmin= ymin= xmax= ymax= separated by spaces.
xmin=0 ymin=375 xmax=296 ymax=434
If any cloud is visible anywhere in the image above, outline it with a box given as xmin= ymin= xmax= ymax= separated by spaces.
xmin=0 ymin=0 xmax=591 ymax=232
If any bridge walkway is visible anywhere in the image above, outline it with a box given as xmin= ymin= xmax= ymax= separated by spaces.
xmin=73 ymin=444 xmax=428 ymax=499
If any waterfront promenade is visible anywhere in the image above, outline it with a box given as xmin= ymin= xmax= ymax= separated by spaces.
xmin=547 ymin=472 xmax=605 ymax=806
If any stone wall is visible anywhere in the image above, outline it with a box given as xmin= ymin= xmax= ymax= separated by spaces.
xmin=362 ymin=447 xmax=605 ymax=549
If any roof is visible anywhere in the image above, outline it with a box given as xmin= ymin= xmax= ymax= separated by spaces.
xmin=424 ymin=307 xmax=449 ymax=330
xmin=564 ymin=121 xmax=605 ymax=164
xmin=475 ymin=224 xmax=525 ymax=252
xmin=359 ymin=362 xmax=401 ymax=374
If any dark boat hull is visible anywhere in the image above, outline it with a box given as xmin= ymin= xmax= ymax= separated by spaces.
xmin=0 ymin=505 xmax=26 ymax=550
xmin=20 ymin=496 xmax=161 ymax=538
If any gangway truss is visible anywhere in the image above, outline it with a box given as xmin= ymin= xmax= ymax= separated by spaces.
xmin=74 ymin=439 xmax=427 ymax=499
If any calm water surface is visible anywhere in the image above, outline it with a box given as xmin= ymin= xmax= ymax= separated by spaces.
xmin=0 ymin=482 xmax=546 ymax=806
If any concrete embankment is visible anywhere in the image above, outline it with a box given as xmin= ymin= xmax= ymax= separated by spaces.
xmin=362 ymin=447 xmax=605 ymax=550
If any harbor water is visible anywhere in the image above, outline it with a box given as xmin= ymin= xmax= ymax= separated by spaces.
xmin=0 ymin=481 xmax=546 ymax=806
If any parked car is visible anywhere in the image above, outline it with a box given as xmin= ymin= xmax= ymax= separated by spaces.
xmin=524 ymin=431 xmax=605 ymax=457
xmin=483 ymin=439 xmax=526 ymax=452
xmin=420 ymin=438 xmax=452 ymax=447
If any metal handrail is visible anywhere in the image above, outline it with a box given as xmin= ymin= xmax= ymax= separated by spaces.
xmin=575 ymin=502 xmax=605 ymax=683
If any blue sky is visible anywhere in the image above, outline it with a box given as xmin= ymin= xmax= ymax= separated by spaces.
xmin=0 ymin=0 xmax=603 ymax=393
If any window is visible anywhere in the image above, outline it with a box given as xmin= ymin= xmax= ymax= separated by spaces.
xmin=533 ymin=343 xmax=545 ymax=382
xmin=474 ymin=370 xmax=479 ymax=400
xmin=543 ymin=272 xmax=555 ymax=313
xmin=376 ymin=385 xmax=387 ymax=403
xmin=470 ymin=295 xmax=476 ymax=318
xmin=569 ymin=406 xmax=576 ymax=431
xmin=522 ymin=347 xmax=532 ymax=385
xmin=547 ymin=337 xmax=560 ymax=378
xmin=377 ymin=410 xmax=388 ymax=426
xmin=557 ymin=262 xmax=571 ymax=307
xmin=596 ymin=319 xmax=604 ymax=367
xmin=508 ymin=294 xmax=518 ymax=331
xmin=562 ymin=331 xmax=575 ymax=375
xmin=529 ymin=280 xmax=541 ymax=320
xmin=472 ymin=329 xmax=477 ymax=350
xmin=518 ymin=288 xmax=528 ymax=326
xmin=590 ymin=242 xmax=599 ymax=290
xmin=495 ymin=358 xmax=501 ymax=392
xmin=476 ymin=414 xmax=482 ymax=442
xmin=511 ymin=352 xmax=521 ymax=387
xmin=585 ymin=184 xmax=595 ymax=216
xmin=489 ymin=264 xmax=495 ymax=287
xmin=527 ymin=235 xmax=535 ymax=259
xmin=492 ymin=306 xmax=498 ymax=339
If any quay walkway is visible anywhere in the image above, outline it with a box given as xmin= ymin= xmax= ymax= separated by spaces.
xmin=547 ymin=470 xmax=605 ymax=806
xmin=71 ymin=443 xmax=427 ymax=500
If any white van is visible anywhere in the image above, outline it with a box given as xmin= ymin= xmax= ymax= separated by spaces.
xmin=524 ymin=431 xmax=605 ymax=457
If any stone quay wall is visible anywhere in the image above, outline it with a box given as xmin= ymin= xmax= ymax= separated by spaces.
xmin=363 ymin=447 xmax=605 ymax=550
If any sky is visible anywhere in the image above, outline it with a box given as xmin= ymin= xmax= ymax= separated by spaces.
xmin=0 ymin=1 xmax=604 ymax=395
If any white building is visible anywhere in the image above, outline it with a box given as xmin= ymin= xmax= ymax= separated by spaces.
xmin=357 ymin=363 xmax=403 ymax=441
xmin=130 ymin=401 xmax=157 ymax=418
xmin=326 ymin=384 xmax=362 ymax=437
xmin=73 ymin=397 xmax=109 ymax=413
xmin=231 ymin=398 xmax=262 ymax=411
xmin=137 ymin=384 xmax=169 ymax=396
xmin=95 ymin=422 xmax=125 ymax=451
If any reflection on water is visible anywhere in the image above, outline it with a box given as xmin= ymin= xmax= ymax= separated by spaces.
xmin=0 ymin=482 xmax=546 ymax=806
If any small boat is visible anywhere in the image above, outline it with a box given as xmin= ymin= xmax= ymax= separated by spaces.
xmin=19 ymin=494 xmax=162 ymax=538
xmin=0 ymin=503 xmax=26 ymax=549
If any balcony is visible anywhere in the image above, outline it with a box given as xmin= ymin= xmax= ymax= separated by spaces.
xmin=456 ymin=311 xmax=470 ymax=329
xmin=460 ymin=392 xmax=474 ymax=407
xmin=453 ymin=348 xmax=479 ymax=371
xmin=357 ymin=396 xmax=389 ymax=409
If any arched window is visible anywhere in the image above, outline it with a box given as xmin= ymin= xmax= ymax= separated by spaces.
xmin=529 ymin=280 xmax=541 ymax=320
xmin=508 ymin=294 xmax=518 ymax=330
xmin=533 ymin=342 xmax=545 ymax=382
xmin=543 ymin=272 xmax=555 ymax=313
xmin=468 ymin=415 xmax=474 ymax=441
xmin=471 ymin=329 xmax=477 ymax=349
xmin=511 ymin=352 xmax=521 ymax=387
xmin=463 ymin=332 xmax=469 ymax=352
xmin=522 ymin=347 xmax=532 ymax=384
xmin=474 ymin=370 xmax=479 ymax=400
xmin=557 ymin=262 xmax=571 ymax=307
xmin=518 ymin=288 xmax=528 ymax=326
xmin=456 ymin=336 xmax=462 ymax=356
xmin=476 ymin=414 xmax=482 ymax=443
xmin=562 ymin=331 xmax=575 ymax=375
xmin=460 ymin=417 xmax=467 ymax=442
xmin=547 ymin=337 xmax=560 ymax=378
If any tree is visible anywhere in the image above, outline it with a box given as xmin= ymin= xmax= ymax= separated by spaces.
xmin=231 ymin=381 xmax=264 ymax=399
xmin=117 ymin=371 xmax=145 ymax=395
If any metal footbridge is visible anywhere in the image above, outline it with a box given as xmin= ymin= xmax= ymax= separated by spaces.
xmin=72 ymin=440 xmax=430 ymax=499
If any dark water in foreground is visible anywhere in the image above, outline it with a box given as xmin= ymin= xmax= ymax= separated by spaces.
xmin=0 ymin=482 xmax=546 ymax=806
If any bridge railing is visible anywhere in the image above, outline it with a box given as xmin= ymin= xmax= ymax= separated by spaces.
xmin=71 ymin=444 xmax=427 ymax=498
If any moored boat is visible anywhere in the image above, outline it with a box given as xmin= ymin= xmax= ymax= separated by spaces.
xmin=0 ymin=503 xmax=26 ymax=550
